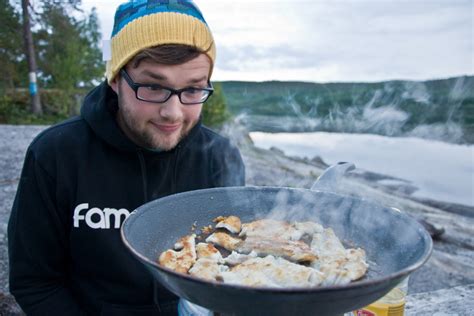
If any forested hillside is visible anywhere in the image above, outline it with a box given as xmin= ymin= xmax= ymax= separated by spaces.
xmin=221 ymin=76 xmax=474 ymax=143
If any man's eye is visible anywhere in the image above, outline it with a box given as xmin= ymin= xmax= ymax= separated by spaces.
xmin=185 ymin=88 xmax=201 ymax=94
xmin=146 ymin=86 xmax=164 ymax=92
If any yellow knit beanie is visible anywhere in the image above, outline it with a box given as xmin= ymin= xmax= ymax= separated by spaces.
xmin=106 ymin=0 xmax=215 ymax=83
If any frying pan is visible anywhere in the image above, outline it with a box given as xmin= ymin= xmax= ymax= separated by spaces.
xmin=121 ymin=164 xmax=432 ymax=316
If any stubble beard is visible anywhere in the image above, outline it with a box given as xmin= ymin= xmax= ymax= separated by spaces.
xmin=117 ymin=96 xmax=196 ymax=151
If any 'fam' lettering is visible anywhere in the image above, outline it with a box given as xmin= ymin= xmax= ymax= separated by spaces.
xmin=73 ymin=203 xmax=131 ymax=229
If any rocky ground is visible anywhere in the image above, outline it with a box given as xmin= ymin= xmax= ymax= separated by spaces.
xmin=1 ymin=124 xmax=473 ymax=315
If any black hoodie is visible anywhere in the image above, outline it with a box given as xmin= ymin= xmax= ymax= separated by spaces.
xmin=8 ymin=82 xmax=245 ymax=315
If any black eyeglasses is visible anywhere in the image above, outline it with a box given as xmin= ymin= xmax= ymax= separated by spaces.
xmin=119 ymin=69 xmax=214 ymax=105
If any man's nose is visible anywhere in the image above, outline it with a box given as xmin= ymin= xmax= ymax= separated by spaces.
xmin=159 ymin=94 xmax=183 ymax=120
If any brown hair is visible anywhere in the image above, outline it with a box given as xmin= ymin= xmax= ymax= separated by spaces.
xmin=130 ymin=44 xmax=210 ymax=68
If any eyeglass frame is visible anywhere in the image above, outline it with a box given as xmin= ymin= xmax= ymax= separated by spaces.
xmin=119 ymin=68 xmax=214 ymax=105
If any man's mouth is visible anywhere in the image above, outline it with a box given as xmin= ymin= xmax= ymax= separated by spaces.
xmin=150 ymin=122 xmax=182 ymax=133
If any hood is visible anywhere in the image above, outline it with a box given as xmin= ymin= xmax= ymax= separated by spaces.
xmin=80 ymin=81 xmax=202 ymax=153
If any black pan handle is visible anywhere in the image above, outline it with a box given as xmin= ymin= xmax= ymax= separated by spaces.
xmin=310 ymin=162 xmax=355 ymax=192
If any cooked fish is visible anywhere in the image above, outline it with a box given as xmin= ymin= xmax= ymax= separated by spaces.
xmin=237 ymin=236 xmax=317 ymax=263
xmin=188 ymin=258 xmax=229 ymax=281
xmin=215 ymin=215 xmax=242 ymax=234
xmin=239 ymin=219 xmax=302 ymax=240
xmin=310 ymin=228 xmax=368 ymax=285
xmin=173 ymin=235 xmax=189 ymax=250
xmin=223 ymin=251 xmax=258 ymax=266
xmin=205 ymin=232 xmax=243 ymax=250
xmin=158 ymin=218 xmax=369 ymax=288
xmin=317 ymin=250 xmax=367 ymax=286
xmin=311 ymin=228 xmax=346 ymax=258
xmin=319 ymin=265 xmax=352 ymax=286
xmin=342 ymin=248 xmax=368 ymax=281
xmin=220 ymin=255 xmax=324 ymax=288
xmin=158 ymin=234 xmax=197 ymax=273
xmin=196 ymin=242 xmax=223 ymax=262
xmin=293 ymin=221 xmax=324 ymax=235
xmin=207 ymin=231 xmax=317 ymax=263
xmin=239 ymin=219 xmax=323 ymax=241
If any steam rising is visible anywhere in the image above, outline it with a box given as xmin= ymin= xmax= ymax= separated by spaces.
xmin=239 ymin=185 xmax=427 ymax=277
xmin=230 ymin=76 xmax=472 ymax=144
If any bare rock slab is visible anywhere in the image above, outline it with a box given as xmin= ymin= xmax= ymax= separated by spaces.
xmin=406 ymin=283 xmax=474 ymax=316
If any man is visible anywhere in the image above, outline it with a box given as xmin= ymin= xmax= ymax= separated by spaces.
xmin=8 ymin=1 xmax=245 ymax=315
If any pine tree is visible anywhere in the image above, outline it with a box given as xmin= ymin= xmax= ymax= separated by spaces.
xmin=36 ymin=3 xmax=104 ymax=91
xmin=0 ymin=0 xmax=25 ymax=89
xmin=22 ymin=0 xmax=42 ymax=114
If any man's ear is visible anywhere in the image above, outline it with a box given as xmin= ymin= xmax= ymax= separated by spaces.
xmin=109 ymin=75 xmax=119 ymax=94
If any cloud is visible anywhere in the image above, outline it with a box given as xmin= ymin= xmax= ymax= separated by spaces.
xmin=83 ymin=0 xmax=473 ymax=82
xmin=216 ymin=44 xmax=330 ymax=71
xmin=210 ymin=0 xmax=473 ymax=82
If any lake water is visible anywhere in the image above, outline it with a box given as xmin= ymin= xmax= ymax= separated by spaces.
xmin=250 ymin=132 xmax=474 ymax=207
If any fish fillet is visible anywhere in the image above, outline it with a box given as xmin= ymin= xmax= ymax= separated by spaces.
xmin=158 ymin=234 xmax=197 ymax=274
xmin=224 ymin=251 xmax=258 ymax=266
xmin=215 ymin=215 xmax=242 ymax=234
xmin=221 ymin=256 xmax=324 ymax=288
xmin=196 ymin=242 xmax=223 ymax=262
xmin=238 ymin=236 xmax=317 ymax=263
xmin=205 ymin=232 xmax=243 ymax=250
xmin=206 ymin=232 xmax=316 ymax=263
xmin=240 ymin=219 xmax=323 ymax=241
xmin=189 ymin=258 xmax=229 ymax=281
xmin=311 ymin=228 xmax=369 ymax=285
xmin=239 ymin=219 xmax=301 ymax=240
xmin=158 ymin=219 xmax=368 ymax=288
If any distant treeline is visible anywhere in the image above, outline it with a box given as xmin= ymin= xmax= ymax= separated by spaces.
xmin=220 ymin=76 xmax=474 ymax=144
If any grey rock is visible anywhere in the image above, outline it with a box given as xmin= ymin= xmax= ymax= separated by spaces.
xmin=0 ymin=293 xmax=24 ymax=316
xmin=406 ymin=283 xmax=474 ymax=316
xmin=1 ymin=124 xmax=473 ymax=315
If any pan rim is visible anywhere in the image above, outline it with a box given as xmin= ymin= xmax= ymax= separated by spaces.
xmin=121 ymin=186 xmax=433 ymax=294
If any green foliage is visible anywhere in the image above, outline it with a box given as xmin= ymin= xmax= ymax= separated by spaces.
xmin=202 ymin=83 xmax=230 ymax=127
xmin=222 ymin=77 xmax=474 ymax=119
xmin=221 ymin=76 xmax=474 ymax=142
xmin=0 ymin=0 xmax=26 ymax=89
xmin=0 ymin=89 xmax=85 ymax=125
xmin=36 ymin=4 xmax=104 ymax=90
xmin=1 ymin=2 xmax=104 ymax=90
xmin=0 ymin=1 xmax=104 ymax=119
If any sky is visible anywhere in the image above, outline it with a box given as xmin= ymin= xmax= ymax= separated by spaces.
xmin=81 ymin=0 xmax=474 ymax=83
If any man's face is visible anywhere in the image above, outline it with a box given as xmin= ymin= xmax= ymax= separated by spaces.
xmin=110 ymin=54 xmax=211 ymax=151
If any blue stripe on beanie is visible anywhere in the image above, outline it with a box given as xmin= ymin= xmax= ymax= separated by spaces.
xmin=112 ymin=0 xmax=208 ymax=37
